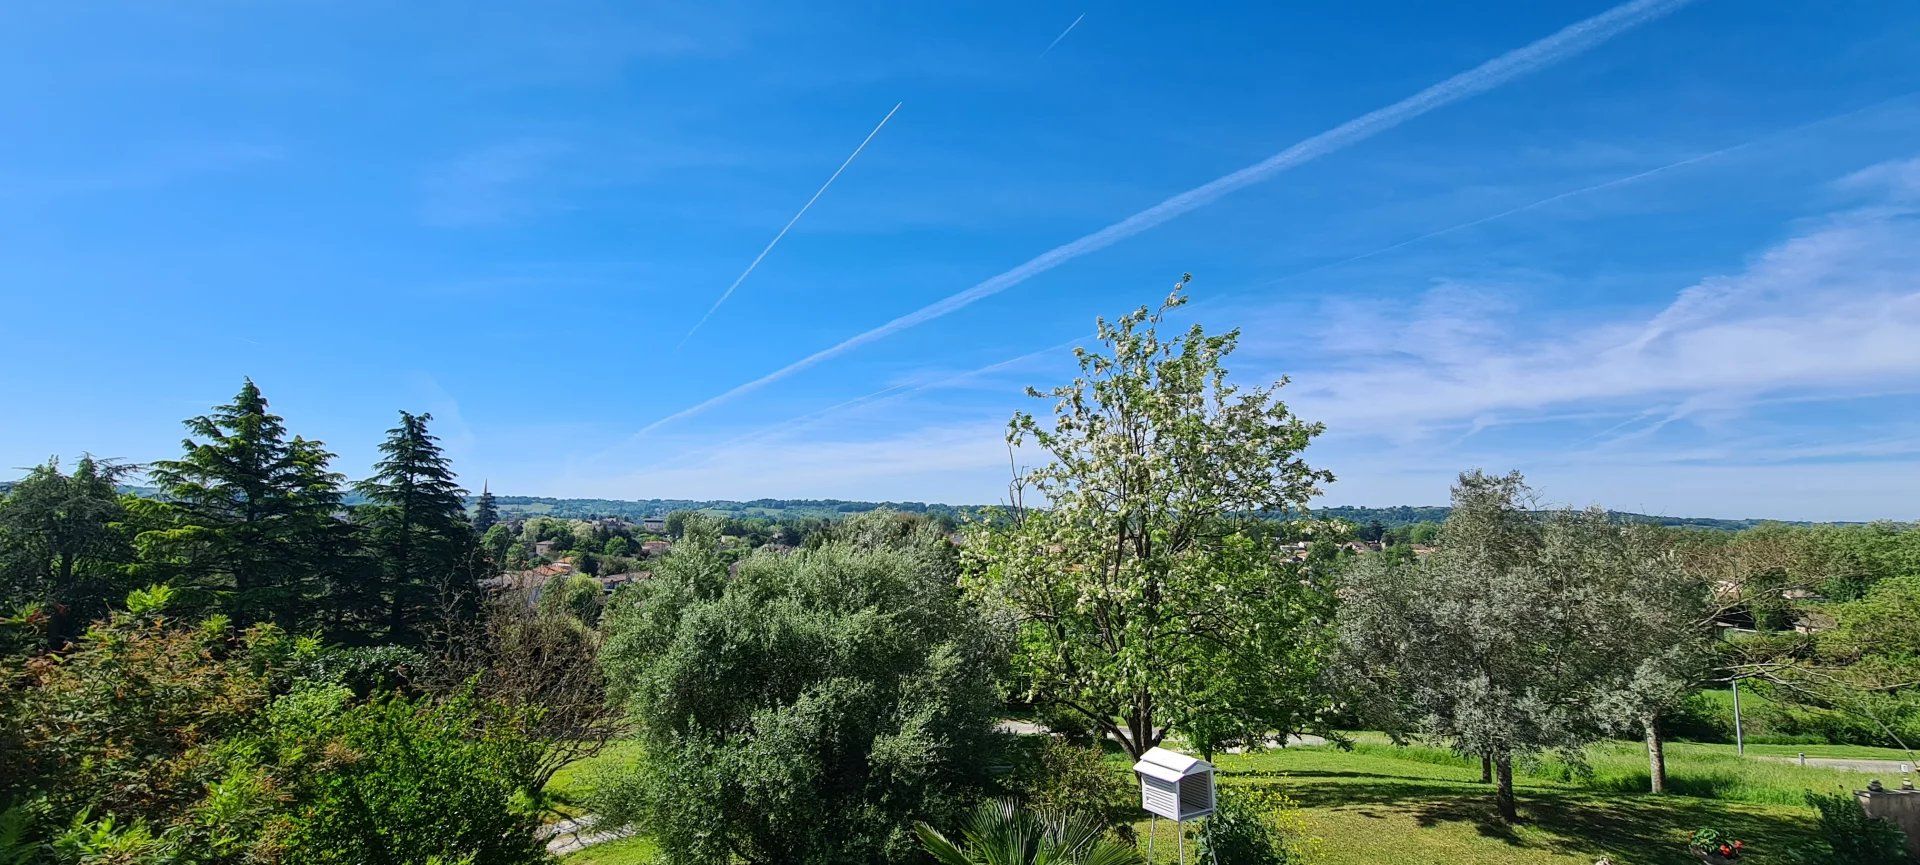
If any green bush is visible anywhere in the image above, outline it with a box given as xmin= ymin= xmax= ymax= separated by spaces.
xmin=1194 ymin=787 xmax=1313 ymax=865
xmin=253 ymin=686 xmax=547 ymax=865
xmin=3 ymin=587 xmax=548 ymax=865
xmin=1785 ymin=792 xmax=1908 ymax=865
xmin=1016 ymin=739 xmax=1131 ymax=821
xmin=292 ymin=644 xmax=426 ymax=696
xmin=596 ymin=515 xmax=1005 ymax=864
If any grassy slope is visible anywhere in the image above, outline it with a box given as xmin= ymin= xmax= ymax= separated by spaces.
xmin=554 ymin=735 xmax=1862 ymax=864
xmin=1184 ymin=745 xmax=1826 ymax=865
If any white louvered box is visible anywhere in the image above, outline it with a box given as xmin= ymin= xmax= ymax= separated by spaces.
xmin=1132 ymin=747 xmax=1215 ymax=822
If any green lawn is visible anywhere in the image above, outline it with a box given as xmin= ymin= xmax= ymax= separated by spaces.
xmin=555 ymin=836 xmax=659 ymax=865
xmin=1149 ymin=744 xmax=1828 ymax=865
xmin=1324 ymin=733 xmax=1887 ymax=807
xmin=543 ymin=738 xmax=646 ymax=821
xmin=551 ymin=734 xmax=1866 ymax=864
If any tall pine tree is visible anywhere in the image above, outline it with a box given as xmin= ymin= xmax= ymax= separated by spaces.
xmin=0 ymin=455 xmax=135 ymax=642
xmin=145 ymin=379 xmax=353 ymax=629
xmin=355 ymin=411 xmax=477 ymax=645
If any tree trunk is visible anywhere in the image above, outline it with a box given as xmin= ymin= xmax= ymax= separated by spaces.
xmin=1480 ymin=752 xmax=1492 ymax=784
xmin=1645 ymin=715 xmax=1668 ymax=794
xmin=1494 ymin=751 xmax=1517 ymax=822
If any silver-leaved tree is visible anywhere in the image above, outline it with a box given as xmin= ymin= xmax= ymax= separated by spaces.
xmin=1337 ymin=470 xmax=1708 ymax=819
xmin=966 ymin=276 xmax=1336 ymax=761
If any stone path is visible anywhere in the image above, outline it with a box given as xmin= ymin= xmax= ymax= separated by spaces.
xmin=543 ymin=816 xmax=633 ymax=856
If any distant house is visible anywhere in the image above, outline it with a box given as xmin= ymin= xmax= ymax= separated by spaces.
xmin=481 ymin=561 xmax=575 ymax=597
xmin=533 ymin=540 xmax=558 ymax=558
xmin=641 ymin=540 xmax=672 ymax=557
xmin=597 ymin=571 xmax=649 ymax=593
xmin=642 ymin=516 xmax=668 ymax=534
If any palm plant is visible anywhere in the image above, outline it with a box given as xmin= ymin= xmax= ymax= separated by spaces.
xmin=914 ymin=799 xmax=1143 ymax=865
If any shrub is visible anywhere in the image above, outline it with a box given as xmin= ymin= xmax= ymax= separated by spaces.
xmin=1785 ymin=792 xmax=1907 ymax=865
xmin=1017 ymin=739 xmax=1130 ymax=821
xmin=596 ymin=516 xmax=1005 ymax=864
xmin=253 ymin=686 xmax=548 ymax=865
xmin=292 ymin=644 xmax=426 ymax=696
xmin=1036 ymin=703 xmax=1101 ymax=746
xmin=3 ymin=587 xmax=548 ymax=865
xmin=1194 ymin=787 xmax=1314 ymax=865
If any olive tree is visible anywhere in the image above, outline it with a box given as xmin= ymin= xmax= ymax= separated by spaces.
xmin=968 ymin=277 xmax=1335 ymax=760
xmin=1337 ymin=471 xmax=1670 ymax=821
xmin=595 ymin=513 xmax=1004 ymax=864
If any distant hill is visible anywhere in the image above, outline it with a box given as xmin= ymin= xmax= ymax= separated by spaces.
xmin=482 ymin=496 xmax=1854 ymax=531
xmin=0 ymin=481 xmax=1866 ymax=531
xmin=1312 ymin=505 xmax=1855 ymax=532
xmin=478 ymin=495 xmax=986 ymax=522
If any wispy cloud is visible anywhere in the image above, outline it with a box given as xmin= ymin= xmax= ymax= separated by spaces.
xmin=1040 ymin=13 xmax=1086 ymax=57
xmin=0 ymin=141 xmax=284 ymax=202
xmin=1274 ymin=166 xmax=1920 ymax=438
xmin=419 ymin=139 xmax=570 ymax=228
xmin=1239 ymin=91 xmax=1920 ymax=293
xmin=676 ymin=102 xmax=903 ymax=349
xmin=632 ymin=0 xmax=1696 ymax=435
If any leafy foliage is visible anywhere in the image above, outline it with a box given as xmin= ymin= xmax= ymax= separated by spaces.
xmin=1785 ymin=793 xmax=1908 ymax=865
xmin=0 ymin=456 xmax=136 ymax=643
xmin=596 ymin=512 xmax=1005 ymax=864
xmin=1 ymin=587 xmax=546 ymax=865
xmin=1194 ymin=787 xmax=1314 ymax=865
xmin=1337 ymin=471 xmax=1699 ymax=820
xmin=913 ymin=799 xmax=1142 ymax=865
xmin=968 ymin=278 xmax=1334 ymax=759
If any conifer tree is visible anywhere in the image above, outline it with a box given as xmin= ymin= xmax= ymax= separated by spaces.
xmin=0 ymin=455 xmax=135 ymax=640
xmin=355 ymin=411 xmax=477 ymax=644
xmin=145 ymin=379 xmax=351 ymax=628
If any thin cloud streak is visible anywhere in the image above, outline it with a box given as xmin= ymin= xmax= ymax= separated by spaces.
xmin=675 ymin=102 xmax=904 ymax=350
xmin=1041 ymin=13 xmax=1086 ymax=57
xmin=1244 ymin=90 xmax=1920 ymax=291
xmin=634 ymin=0 xmax=1695 ymax=435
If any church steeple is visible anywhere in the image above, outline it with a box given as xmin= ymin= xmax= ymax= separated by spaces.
xmin=473 ymin=479 xmax=500 ymax=532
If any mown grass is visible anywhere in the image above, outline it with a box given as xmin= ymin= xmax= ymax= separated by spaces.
xmin=553 ymin=733 xmax=1855 ymax=864
xmin=1143 ymin=746 xmax=1826 ymax=865
xmin=1326 ymin=733 xmax=1886 ymax=807
xmin=543 ymin=738 xmax=646 ymax=821
xmin=554 ymin=836 xmax=658 ymax=865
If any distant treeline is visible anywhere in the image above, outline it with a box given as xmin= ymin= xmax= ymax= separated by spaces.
xmin=475 ymin=495 xmax=991 ymax=522
xmin=0 ymin=485 xmax=1871 ymax=533
xmin=456 ymin=495 xmax=1873 ymax=532
xmin=1312 ymin=505 xmax=1867 ymax=532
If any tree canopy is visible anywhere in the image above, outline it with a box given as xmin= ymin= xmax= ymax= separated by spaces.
xmin=967 ymin=277 xmax=1334 ymax=759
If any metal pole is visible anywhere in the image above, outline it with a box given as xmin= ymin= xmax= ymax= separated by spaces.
xmin=1148 ymin=816 xmax=1154 ymax=863
xmin=1178 ymin=819 xmax=1185 ymax=865
xmin=1731 ymin=679 xmax=1745 ymax=757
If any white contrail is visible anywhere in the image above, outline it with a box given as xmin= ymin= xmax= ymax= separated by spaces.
xmin=1041 ymin=13 xmax=1086 ymax=57
xmin=675 ymin=102 xmax=904 ymax=351
xmin=636 ymin=0 xmax=1694 ymax=434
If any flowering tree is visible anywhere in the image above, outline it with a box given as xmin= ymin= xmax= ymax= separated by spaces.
xmin=968 ymin=276 xmax=1335 ymax=760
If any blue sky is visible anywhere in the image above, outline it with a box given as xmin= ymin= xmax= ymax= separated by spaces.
xmin=4 ymin=1 xmax=1920 ymax=520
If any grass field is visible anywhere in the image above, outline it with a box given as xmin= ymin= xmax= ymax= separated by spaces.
xmin=551 ymin=734 xmax=1880 ymax=864
xmin=543 ymin=738 xmax=645 ymax=821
